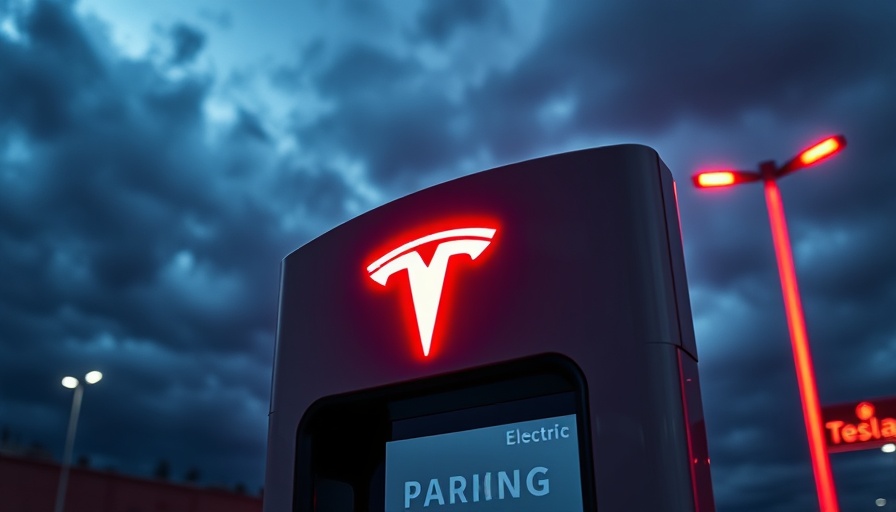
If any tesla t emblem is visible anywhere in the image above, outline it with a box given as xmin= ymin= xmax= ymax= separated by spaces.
xmin=367 ymin=228 xmax=496 ymax=356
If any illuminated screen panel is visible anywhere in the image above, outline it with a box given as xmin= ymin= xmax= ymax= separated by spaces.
xmin=385 ymin=414 xmax=584 ymax=512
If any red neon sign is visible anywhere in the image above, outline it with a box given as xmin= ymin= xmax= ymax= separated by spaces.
xmin=824 ymin=399 xmax=896 ymax=453
xmin=367 ymin=227 xmax=496 ymax=357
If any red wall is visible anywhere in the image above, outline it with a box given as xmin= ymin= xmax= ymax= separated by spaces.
xmin=0 ymin=453 xmax=262 ymax=512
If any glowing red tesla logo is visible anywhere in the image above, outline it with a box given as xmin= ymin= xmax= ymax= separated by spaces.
xmin=825 ymin=401 xmax=896 ymax=447
xmin=367 ymin=228 xmax=496 ymax=357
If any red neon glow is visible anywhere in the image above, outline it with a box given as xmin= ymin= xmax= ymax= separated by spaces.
xmin=799 ymin=137 xmax=842 ymax=166
xmin=695 ymin=171 xmax=736 ymax=188
xmin=764 ymin=179 xmax=840 ymax=512
xmin=856 ymin=402 xmax=875 ymax=421
xmin=825 ymin=401 xmax=896 ymax=448
xmin=677 ymin=351 xmax=700 ymax=512
xmin=367 ymin=228 xmax=496 ymax=357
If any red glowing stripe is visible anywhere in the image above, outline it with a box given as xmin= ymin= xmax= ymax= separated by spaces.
xmin=677 ymin=350 xmax=700 ymax=512
xmin=764 ymin=179 xmax=840 ymax=512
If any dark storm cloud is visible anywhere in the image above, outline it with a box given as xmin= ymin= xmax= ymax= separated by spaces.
xmin=448 ymin=1 xmax=896 ymax=175
xmin=294 ymin=1 xmax=896 ymax=188
xmin=169 ymin=23 xmax=205 ymax=65
xmin=231 ymin=108 xmax=269 ymax=142
xmin=472 ymin=2 xmax=896 ymax=139
xmin=0 ymin=0 xmax=102 ymax=139
xmin=293 ymin=42 xmax=471 ymax=189
xmin=415 ymin=0 xmax=510 ymax=43
xmin=290 ymin=57 xmax=501 ymax=192
xmin=0 ymin=0 xmax=361 ymax=490
xmin=316 ymin=44 xmax=414 ymax=96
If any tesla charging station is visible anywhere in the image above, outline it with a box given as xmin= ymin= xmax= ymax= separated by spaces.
xmin=264 ymin=145 xmax=715 ymax=512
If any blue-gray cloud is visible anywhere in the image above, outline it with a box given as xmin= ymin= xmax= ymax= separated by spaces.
xmin=170 ymin=23 xmax=205 ymax=65
xmin=0 ymin=0 xmax=360 ymax=490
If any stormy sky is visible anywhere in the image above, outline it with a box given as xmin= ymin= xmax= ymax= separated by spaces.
xmin=1 ymin=0 xmax=894 ymax=510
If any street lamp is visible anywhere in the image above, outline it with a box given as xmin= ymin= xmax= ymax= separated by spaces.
xmin=55 ymin=370 xmax=103 ymax=512
xmin=693 ymin=135 xmax=847 ymax=512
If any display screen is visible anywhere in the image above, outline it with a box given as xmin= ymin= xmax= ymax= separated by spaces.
xmin=385 ymin=413 xmax=583 ymax=512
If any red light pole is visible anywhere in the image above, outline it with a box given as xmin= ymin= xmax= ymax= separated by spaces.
xmin=693 ymin=135 xmax=846 ymax=512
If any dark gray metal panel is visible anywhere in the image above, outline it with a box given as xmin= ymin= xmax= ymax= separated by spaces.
xmin=263 ymin=144 xmax=707 ymax=512
xmin=658 ymin=157 xmax=700 ymax=361
xmin=644 ymin=343 xmax=695 ymax=511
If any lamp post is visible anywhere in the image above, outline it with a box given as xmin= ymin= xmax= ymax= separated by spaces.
xmin=55 ymin=370 xmax=103 ymax=512
xmin=692 ymin=135 xmax=847 ymax=512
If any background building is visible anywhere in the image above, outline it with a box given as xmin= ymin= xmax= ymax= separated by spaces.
xmin=0 ymin=452 xmax=262 ymax=512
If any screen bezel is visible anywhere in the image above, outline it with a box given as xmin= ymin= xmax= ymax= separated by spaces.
xmin=294 ymin=353 xmax=596 ymax=512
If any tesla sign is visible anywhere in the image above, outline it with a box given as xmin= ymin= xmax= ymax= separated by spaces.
xmin=823 ymin=398 xmax=896 ymax=453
